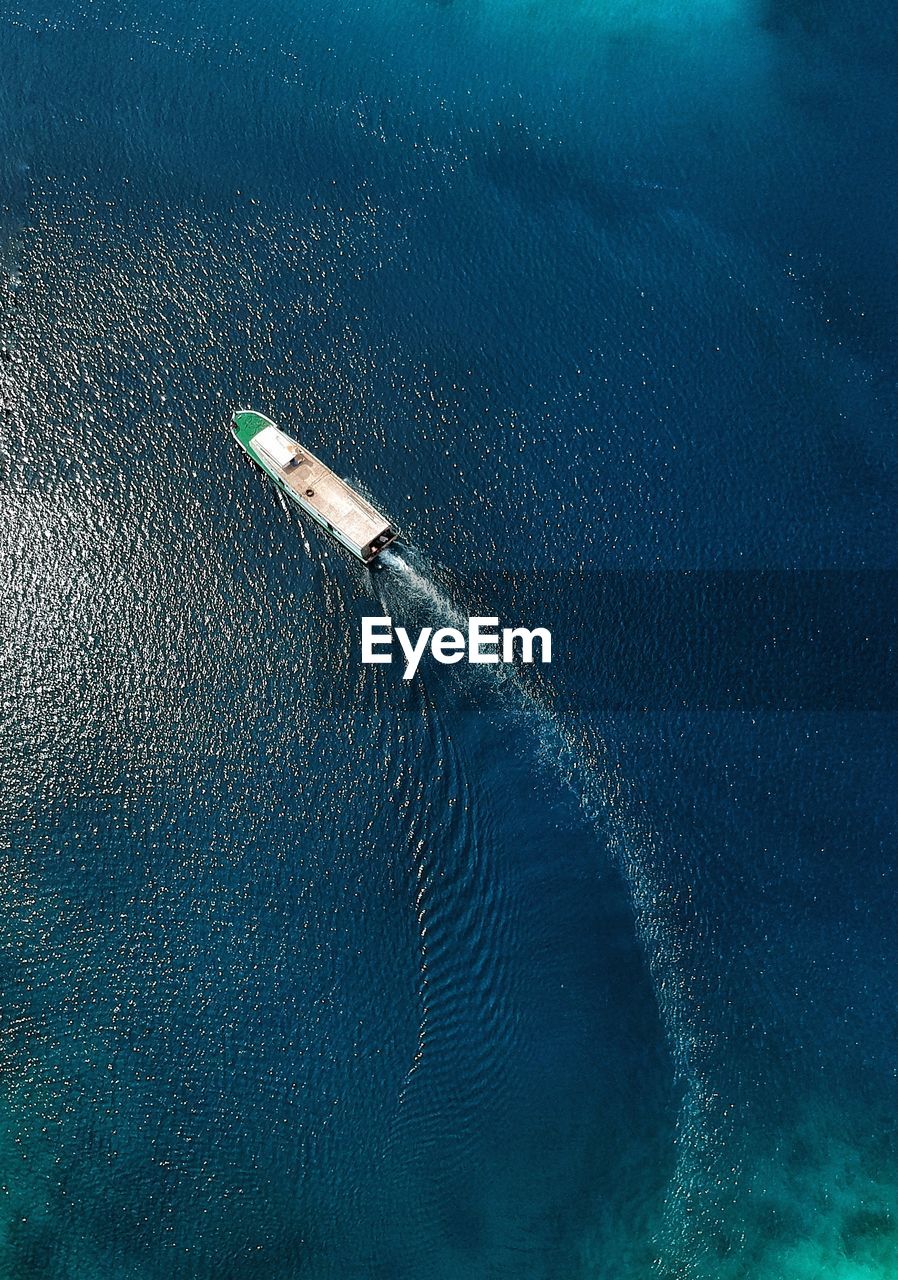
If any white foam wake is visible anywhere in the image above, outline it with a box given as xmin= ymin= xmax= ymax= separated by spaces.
xmin=378 ymin=547 xmax=467 ymax=630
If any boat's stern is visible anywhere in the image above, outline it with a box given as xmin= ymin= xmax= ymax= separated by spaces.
xmin=363 ymin=528 xmax=398 ymax=565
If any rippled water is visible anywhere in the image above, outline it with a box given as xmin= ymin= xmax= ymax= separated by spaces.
xmin=2 ymin=0 xmax=897 ymax=1276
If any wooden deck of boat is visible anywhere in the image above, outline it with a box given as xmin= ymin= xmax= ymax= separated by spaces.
xmin=279 ymin=446 xmax=388 ymax=548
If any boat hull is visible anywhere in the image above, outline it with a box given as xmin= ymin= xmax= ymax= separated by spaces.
xmin=231 ymin=410 xmax=398 ymax=564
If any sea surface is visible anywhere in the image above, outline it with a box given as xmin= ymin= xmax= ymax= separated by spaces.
xmin=1 ymin=1 xmax=897 ymax=1277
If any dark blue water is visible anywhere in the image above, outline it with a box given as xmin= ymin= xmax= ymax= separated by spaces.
xmin=2 ymin=1 xmax=897 ymax=1276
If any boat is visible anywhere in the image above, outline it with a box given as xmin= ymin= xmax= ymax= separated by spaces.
xmin=231 ymin=409 xmax=398 ymax=564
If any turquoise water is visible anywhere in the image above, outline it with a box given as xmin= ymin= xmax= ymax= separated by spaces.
xmin=1 ymin=0 xmax=897 ymax=1276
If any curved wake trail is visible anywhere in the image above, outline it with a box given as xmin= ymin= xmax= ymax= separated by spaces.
xmin=369 ymin=549 xmax=529 ymax=1258
xmin=375 ymin=542 xmax=720 ymax=1274
xmin=385 ymin=693 xmax=522 ymax=1147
